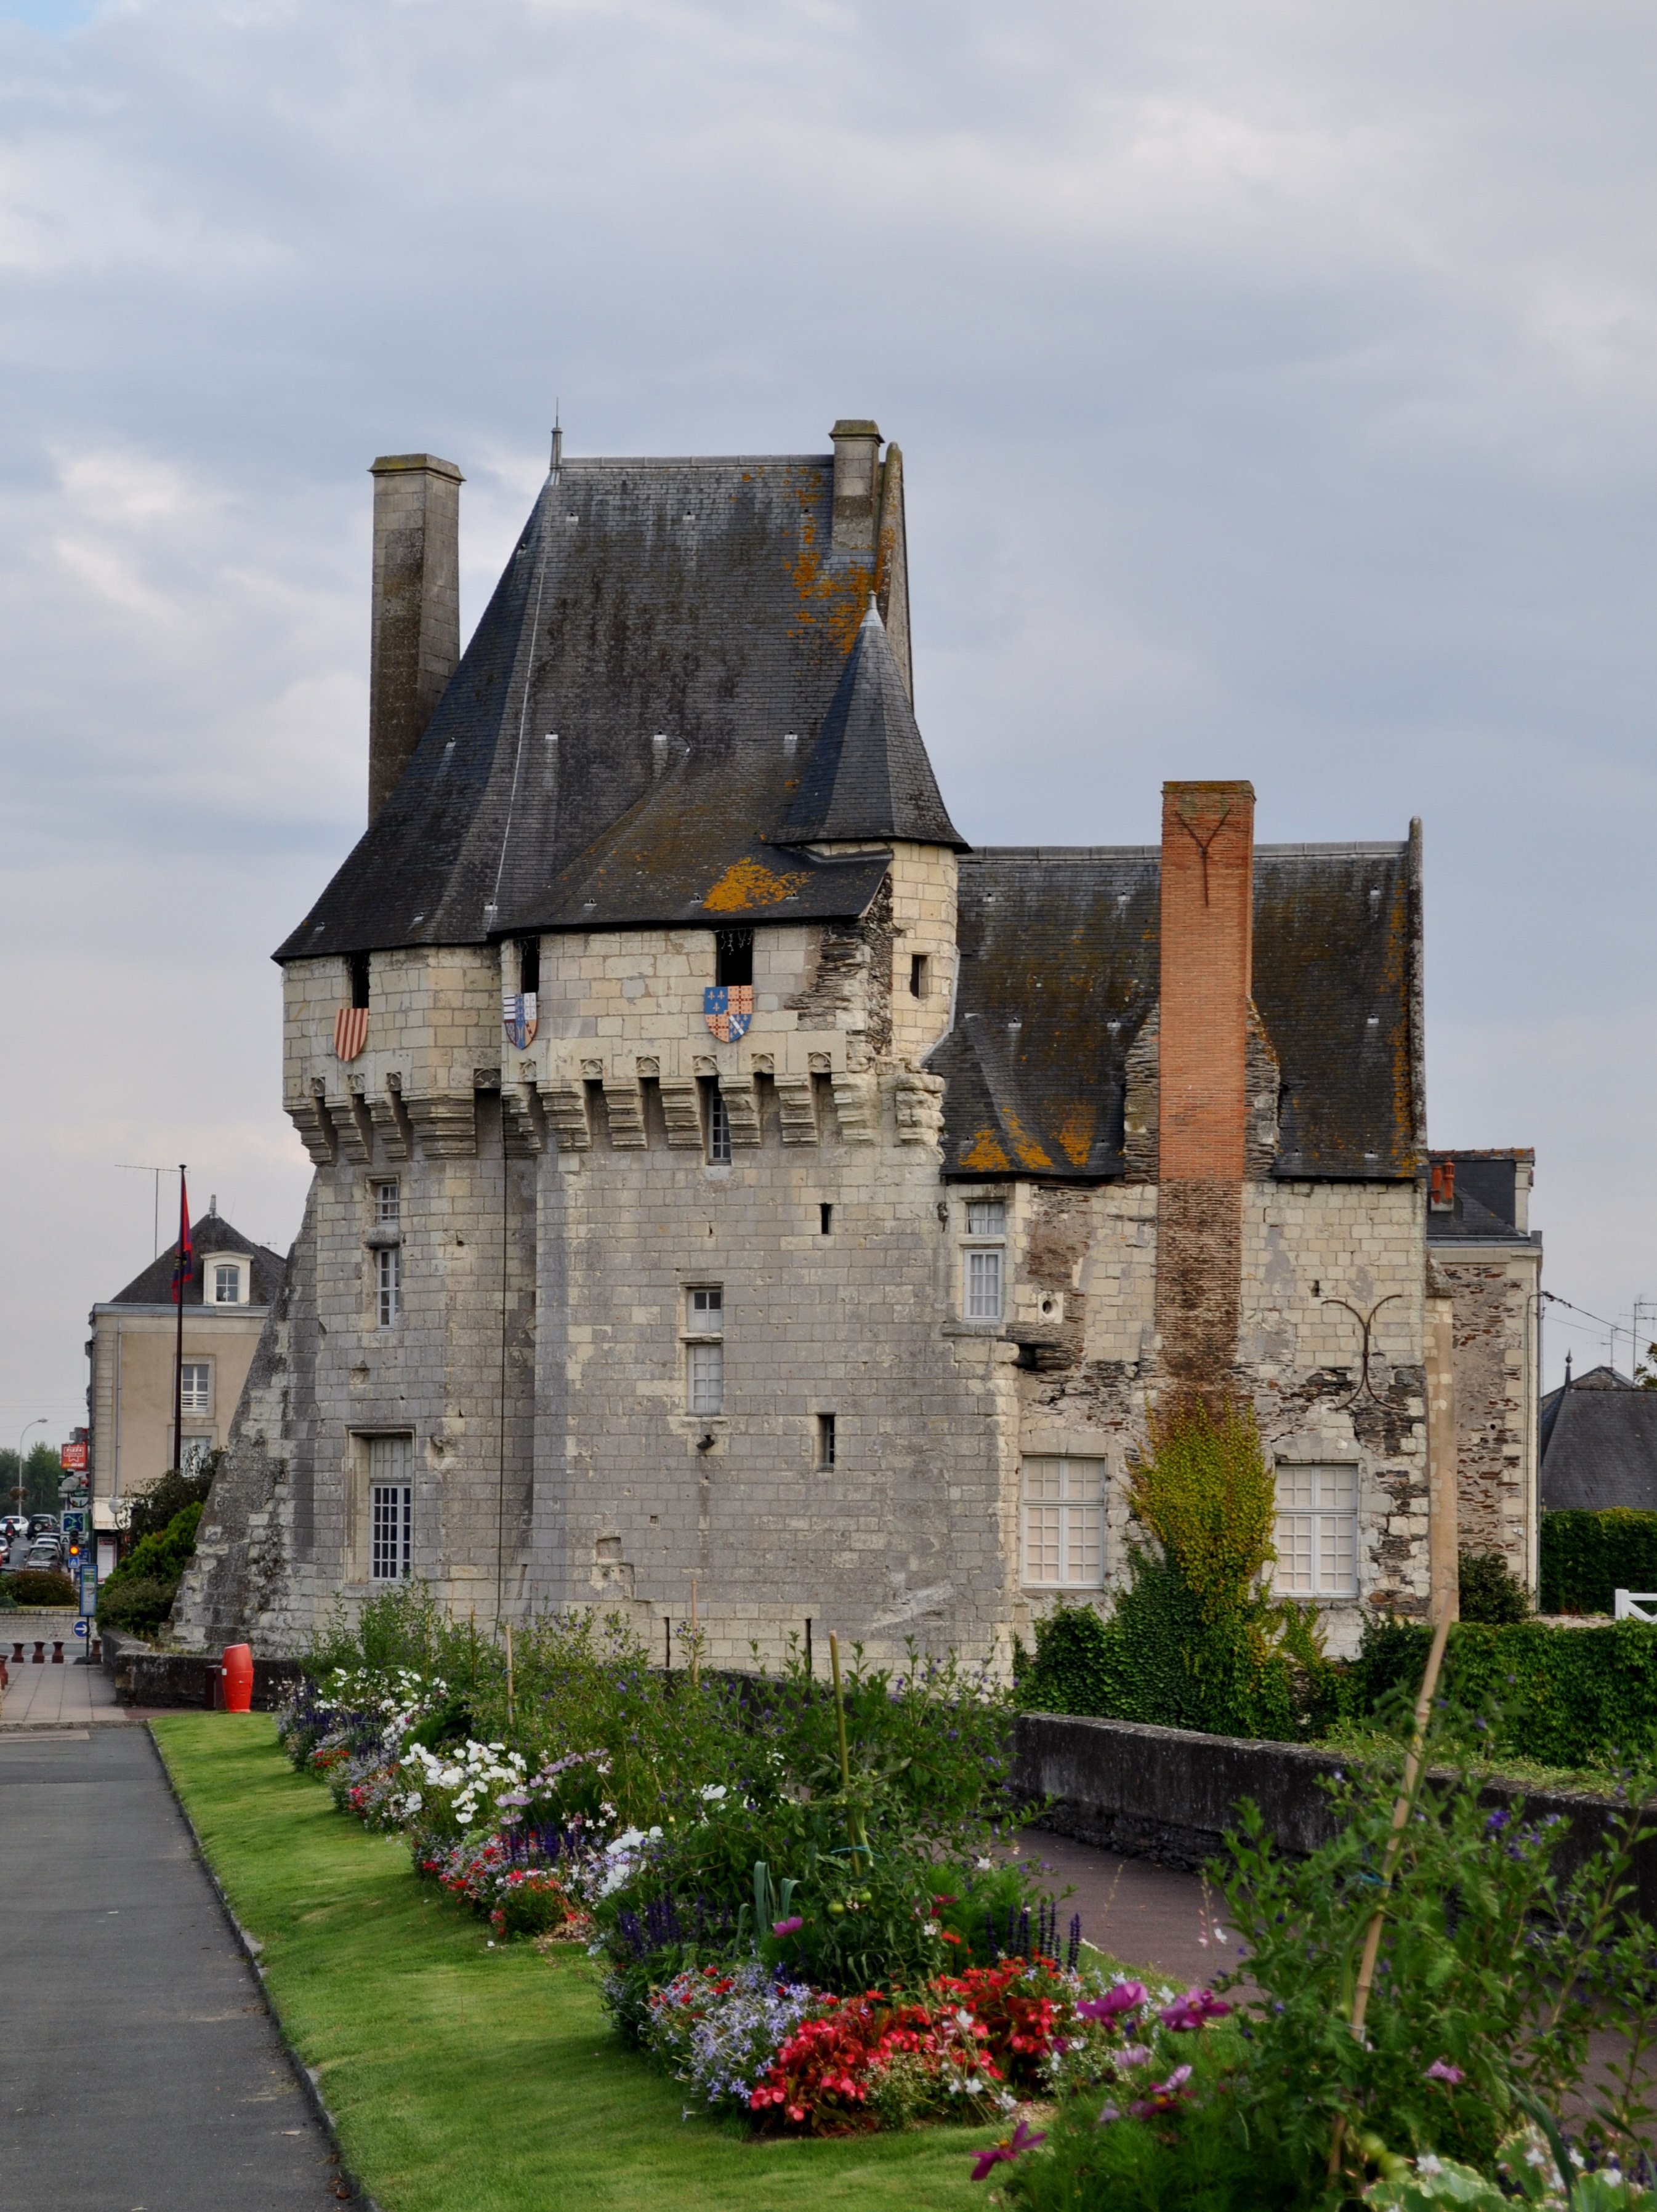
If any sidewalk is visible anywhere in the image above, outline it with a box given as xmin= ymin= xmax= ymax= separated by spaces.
xmin=0 ymin=1724 xmax=343 ymax=2208
xmin=0 ymin=1647 xmax=130 ymax=1730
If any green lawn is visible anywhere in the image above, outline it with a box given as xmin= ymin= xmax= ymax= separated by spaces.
xmin=151 ymin=1715 xmax=1003 ymax=2211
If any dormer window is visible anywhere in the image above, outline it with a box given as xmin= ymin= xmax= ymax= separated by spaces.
xmin=205 ymin=1256 xmax=249 ymax=1305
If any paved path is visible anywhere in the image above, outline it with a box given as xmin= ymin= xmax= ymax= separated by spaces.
xmin=0 ymin=1723 xmax=342 ymax=2211
xmin=1016 ymin=1827 xmax=1230 ymax=1989
xmin=1 ymin=1646 xmax=129 ymax=1729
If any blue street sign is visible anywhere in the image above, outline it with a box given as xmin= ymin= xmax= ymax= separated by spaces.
xmin=73 ymin=1620 xmax=88 ymax=1639
xmin=78 ymin=1562 xmax=97 ymax=1617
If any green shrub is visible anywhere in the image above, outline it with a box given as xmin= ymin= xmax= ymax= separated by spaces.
xmin=1358 ymin=1615 xmax=1657 ymax=1769
xmin=124 ymin=1463 xmax=216 ymax=1545
xmin=118 ymin=1502 xmax=203 ymax=1585
xmin=96 ymin=1576 xmax=179 ymax=1639
xmin=2 ymin=1569 xmax=77 ymax=1607
xmin=1458 ymin=1550 xmax=1531 ymax=1625
xmin=1540 ymin=1508 xmax=1657 ymax=1615
xmin=1020 ymin=1397 xmax=1343 ymax=1740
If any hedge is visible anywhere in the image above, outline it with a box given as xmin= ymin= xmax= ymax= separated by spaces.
xmin=1357 ymin=1617 xmax=1657 ymax=1770
xmin=1540 ymin=1509 xmax=1657 ymax=1615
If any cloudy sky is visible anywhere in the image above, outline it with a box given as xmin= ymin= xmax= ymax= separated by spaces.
xmin=2 ymin=0 xmax=1654 ymax=1447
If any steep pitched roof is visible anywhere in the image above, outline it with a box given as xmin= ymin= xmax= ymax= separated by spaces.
xmin=1541 ymin=1380 xmax=1657 ymax=1512
xmin=279 ymin=450 xmax=939 ymax=957
xmin=773 ymin=604 xmax=963 ymax=848
xmin=927 ymin=840 xmax=1421 ymax=1182
xmin=109 ymin=1210 xmax=286 ymax=1307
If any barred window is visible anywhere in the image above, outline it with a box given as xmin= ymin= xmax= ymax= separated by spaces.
xmin=376 ymin=1245 xmax=401 ymax=1327
xmin=179 ymin=1362 xmax=211 ymax=1414
xmin=1273 ymin=1466 xmax=1358 ymax=1598
xmin=1022 ymin=1457 xmax=1105 ymax=1588
xmin=369 ymin=1436 xmax=413 ymax=1582
xmin=373 ymin=1179 xmax=400 ymax=1224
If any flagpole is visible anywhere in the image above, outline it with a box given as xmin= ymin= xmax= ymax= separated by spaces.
xmin=172 ymin=1164 xmax=187 ymax=1473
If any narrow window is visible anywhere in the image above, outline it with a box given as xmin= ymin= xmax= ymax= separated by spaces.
xmin=963 ymin=1196 xmax=1007 ymax=1322
xmin=714 ymin=927 xmax=754 ymax=988
xmin=179 ymin=1362 xmax=211 ymax=1414
xmin=348 ymin=952 xmax=371 ymax=1010
xmin=1021 ymin=1457 xmax=1105 ymax=1588
xmin=967 ymin=1248 xmax=1004 ymax=1321
xmin=377 ymin=1244 xmax=401 ymax=1327
xmin=686 ymin=1287 xmax=724 ymax=1415
xmin=1272 ymin=1466 xmax=1358 ymax=1598
xmin=706 ymin=1087 xmax=732 ymax=1165
xmin=368 ymin=1436 xmax=413 ymax=1582
xmin=966 ymin=1199 xmax=1006 ymax=1237
xmin=212 ymin=1263 xmax=241 ymax=1305
xmin=518 ymin=937 xmax=541 ymax=997
xmin=373 ymin=1179 xmax=400 ymax=1224
xmin=815 ymin=1413 xmax=837 ymax=1468
xmin=909 ymin=953 xmax=928 ymax=998
xmin=820 ymin=1203 xmax=833 ymax=1235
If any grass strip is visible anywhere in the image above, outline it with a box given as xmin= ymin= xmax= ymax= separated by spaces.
xmin=152 ymin=1714 xmax=1001 ymax=2211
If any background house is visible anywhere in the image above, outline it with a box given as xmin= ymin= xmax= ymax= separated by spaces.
xmin=84 ymin=1201 xmax=285 ymax=1576
xmin=1540 ymin=1362 xmax=1657 ymax=1514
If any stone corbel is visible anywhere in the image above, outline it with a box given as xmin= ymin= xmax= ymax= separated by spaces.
xmin=831 ymin=1071 xmax=877 ymax=1143
xmin=501 ymin=1086 xmax=544 ymax=1157
xmin=287 ymin=1090 xmax=336 ymax=1167
xmin=719 ymin=1074 xmax=762 ymax=1146
xmin=538 ymin=1076 xmax=592 ymax=1152
xmin=894 ymin=1069 xmax=945 ymax=1146
xmin=334 ymin=1082 xmax=373 ymax=1165
xmin=602 ymin=1079 xmax=647 ymax=1149
xmin=774 ymin=1073 xmax=819 ymax=1145
xmin=658 ymin=1077 xmax=704 ymax=1149
xmin=405 ymin=1093 xmax=478 ymax=1159
xmin=366 ymin=1083 xmax=411 ymax=1164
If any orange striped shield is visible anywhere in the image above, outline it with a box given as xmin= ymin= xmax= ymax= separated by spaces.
xmin=334 ymin=1007 xmax=369 ymax=1061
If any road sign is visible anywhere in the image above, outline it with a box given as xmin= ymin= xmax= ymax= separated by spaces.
xmin=73 ymin=1620 xmax=88 ymax=1639
xmin=78 ymin=1562 xmax=97 ymax=1618
xmin=62 ymin=1510 xmax=86 ymax=1535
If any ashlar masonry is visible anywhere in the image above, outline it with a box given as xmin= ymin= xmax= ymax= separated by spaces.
xmin=172 ymin=424 xmax=1540 ymax=1663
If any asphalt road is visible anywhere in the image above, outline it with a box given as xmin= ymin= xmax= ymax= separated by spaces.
xmin=0 ymin=1724 xmax=343 ymax=2211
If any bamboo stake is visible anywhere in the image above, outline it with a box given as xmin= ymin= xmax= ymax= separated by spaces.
xmin=504 ymin=1619 xmax=515 ymax=1732
xmin=1328 ymin=1603 xmax=1456 ymax=2178
xmin=690 ymin=1578 xmax=699 ymax=1689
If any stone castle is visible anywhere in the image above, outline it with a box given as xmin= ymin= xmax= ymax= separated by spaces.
xmin=173 ymin=422 xmax=1541 ymax=1664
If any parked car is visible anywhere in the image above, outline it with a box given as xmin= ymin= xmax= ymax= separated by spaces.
xmin=28 ymin=1514 xmax=60 ymax=1535
xmin=23 ymin=1542 xmax=65 ymax=1572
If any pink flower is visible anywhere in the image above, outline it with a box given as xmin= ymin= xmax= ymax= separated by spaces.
xmin=1425 ymin=2059 xmax=1464 ymax=2085
xmin=970 ymin=2120 xmax=1046 ymax=2181
xmin=1131 ymin=2064 xmax=1194 ymax=2118
xmin=1076 ymin=1980 xmax=1148 ymax=2022
xmin=1158 ymin=1989 xmax=1232 ymax=2032
xmin=772 ymin=1915 xmax=804 ymax=1936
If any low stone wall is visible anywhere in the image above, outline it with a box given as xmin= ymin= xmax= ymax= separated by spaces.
xmin=102 ymin=1631 xmax=302 ymax=1711
xmin=3 ymin=1610 xmax=86 ymax=1660
xmin=1014 ymin=1709 xmax=1657 ymax=1920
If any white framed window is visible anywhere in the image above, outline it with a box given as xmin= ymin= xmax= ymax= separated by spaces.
xmin=376 ymin=1245 xmax=401 ymax=1327
xmin=373 ymin=1179 xmax=400 ymax=1225
xmin=966 ymin=1199 xmax=1006 ymax=1237
xmin=1021 ymin=1457 xmax=1105 ymax=1588
xmin=706 ymin=1088 xmax=732 ymax=1165
xmin=368 ymin=1436 xmax=413 ymax=1581
xmin=179 ymin=1363 xmax=211 ymax=1414
xmin=1273 ymin=1466 xmax=1358 ymax=1598
xmin=685 ymin=1285 xmax=724 ymax=1415
xmin=966 ymin=1247 xmax=1004 ymax=1321
xmin=210 ymin=1261 xmax=245 ymax=1305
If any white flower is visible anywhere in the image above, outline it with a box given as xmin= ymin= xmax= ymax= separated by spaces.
xmin=699 ymin=1784 xmax=728 ymax=1802
xmin=923 ymin=1921 xmax=941 ymax=1937
xmin=975 ymin=1857 xmax=993 ymax=1872
xmin=1418 ymin=2156 xmax=1443 ymax=2178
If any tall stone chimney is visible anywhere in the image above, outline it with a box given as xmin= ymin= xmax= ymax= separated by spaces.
xmin=368 ymin=453 xmax=463 ymax=821
xmin=1154 ymin=779 xmax=1256 ymax=1390
xmin=829 ymin=419 xmax=881 ymax=555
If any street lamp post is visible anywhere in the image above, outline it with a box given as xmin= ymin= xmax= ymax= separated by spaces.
xmin=14 ymin=1418 xmax=47 ymax=1520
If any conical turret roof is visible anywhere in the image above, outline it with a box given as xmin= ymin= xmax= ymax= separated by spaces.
xmin=773 ymin=604 xmax=964 ymax=849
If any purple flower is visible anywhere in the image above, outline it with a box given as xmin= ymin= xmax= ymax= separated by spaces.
xmin=1426 ymin=2059 xmax=1464 ymax=2085
xmin=1485 ymin=1810 xmax=1509 ymax=1836
xmin=1076 ymin=1980 xmax=1148 ymax=2022
xmin=1131 ymin=2064 xmax=1195 ymax=2118
xmin=1159 ymin=1989 xmax=1232 ymax=2032
xmin=970 ymin=2120 xmax=1046 ymax=2181
xmin=771 ymin=1915 xmax=803 ymax=1937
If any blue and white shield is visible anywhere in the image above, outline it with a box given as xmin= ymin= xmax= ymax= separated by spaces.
xmin=502 ymin=990 xmax=538 ymax=1050
xmin=703 ymin=985 xmax=753 ymax=1044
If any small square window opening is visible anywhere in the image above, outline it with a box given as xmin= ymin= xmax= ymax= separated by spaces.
xmin=819 ymin=1203 xmax=833 ymax=1235
xmin=714 ymin=927 xmax=754 ymax=988
xmin=373 ymin=1180 xmax=400 ymax=1224
xmin=688 ymin=1286 xmax=723 ymax=1334
xmin=909 ymin=953 xmax=929 ymax=998
xmin=376 ymin=1245 xmax=401 ymax=1327
xmin=815 ymin=1412 xmax=837 ymax=1468
xmin=966 ymin=1199 xmax=1006 ymax=1237
xmin=347 ymin=952 xmax=371 ymax=1010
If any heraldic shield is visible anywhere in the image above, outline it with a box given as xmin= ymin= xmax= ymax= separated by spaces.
xmin=502 ymin=991 xmax=539 ymax=1050
xmin=703 ymin=985 xmax=753 ymax=1043
xmin=333 ymin=1007 xmax=368 ymax=1061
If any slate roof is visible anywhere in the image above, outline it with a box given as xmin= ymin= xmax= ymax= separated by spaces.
xmin=108 ymin=1210 xmax=286 ymax=1307
xmin=280 ymin=451 xmax=942 ymax=958
xmin=927 ymin=839 xmax=1422 ymax=1182
xmin=773 ymin=605 xmax=962 ymax=848
xmin=1541 ymin=1371 xmax=1657 ymax=1512
xmin=1427 ymin=1150 xmax=1536 ymax=1243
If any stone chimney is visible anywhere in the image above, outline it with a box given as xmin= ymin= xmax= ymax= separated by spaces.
xmin=829 ymin=419 xmax=881 ymax=555
xmin=368 ymin=454 xmax=463 ymax=821
xmin=1154 ymin=779 xmax=1256 ymax=1389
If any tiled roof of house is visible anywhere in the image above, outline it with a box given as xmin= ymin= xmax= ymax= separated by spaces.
xmin=1541 ymin=1375 xmax=1657 ymax=1512
xmin=278 ymin=449 xmax=943 ymax=957
xmin=927 ymin=838 xmax=1423 ymax=1182
xmin=108 ymin=1210 xmax=286 ymax=1307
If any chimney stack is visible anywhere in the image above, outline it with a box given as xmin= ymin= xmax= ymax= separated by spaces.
xmin=829 ymin=419 xmax=881 ymax=555
xmin=368 ymin=454 xmax=463 ymax=821
xmin=1154 ymin=779 xmax=1256 ymax=1389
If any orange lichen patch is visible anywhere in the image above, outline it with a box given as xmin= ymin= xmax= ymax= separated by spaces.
xmin=702 ymin=858 xmax=810 ymax=914
xmin=786 ymin=491 xmax=874 ymax=651
xmin=1002 ymin=1111 xmax=1054 ymax=1171
xmin=1055 ymin=1102 xmax=1095 ymax=1167
xmin=959 ymin=1127 xmax=1012 ymax=1172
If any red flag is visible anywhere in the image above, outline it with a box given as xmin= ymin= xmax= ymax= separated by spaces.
xmin=171 ymin=1174 xmax=194 ymax=1304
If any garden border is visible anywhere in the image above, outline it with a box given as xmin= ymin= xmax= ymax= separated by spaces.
xmin=146 ymin=1721 xmax=382 ymax=2210
xmin=1014 ymin=1709 xmax=1657 ymax=1917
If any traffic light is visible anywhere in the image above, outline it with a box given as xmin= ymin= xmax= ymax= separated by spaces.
xmin=67 ymin=1531 xmax=84 ymax=1564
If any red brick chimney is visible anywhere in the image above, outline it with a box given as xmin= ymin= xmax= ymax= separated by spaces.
xmin=1155 ymin=780 xmax=1256 ymax=1387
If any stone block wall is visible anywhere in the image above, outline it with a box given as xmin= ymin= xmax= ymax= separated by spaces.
xmin=1440 ymin=1250 xmax=1540 ymax=1585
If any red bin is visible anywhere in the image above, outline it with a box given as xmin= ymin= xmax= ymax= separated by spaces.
xmin=221 ymin=1644 xmax=254 ymax=1713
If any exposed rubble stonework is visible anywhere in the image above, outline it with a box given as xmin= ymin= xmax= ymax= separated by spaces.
xmin=172 ymin=424 xmax=1540 ymax=1665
